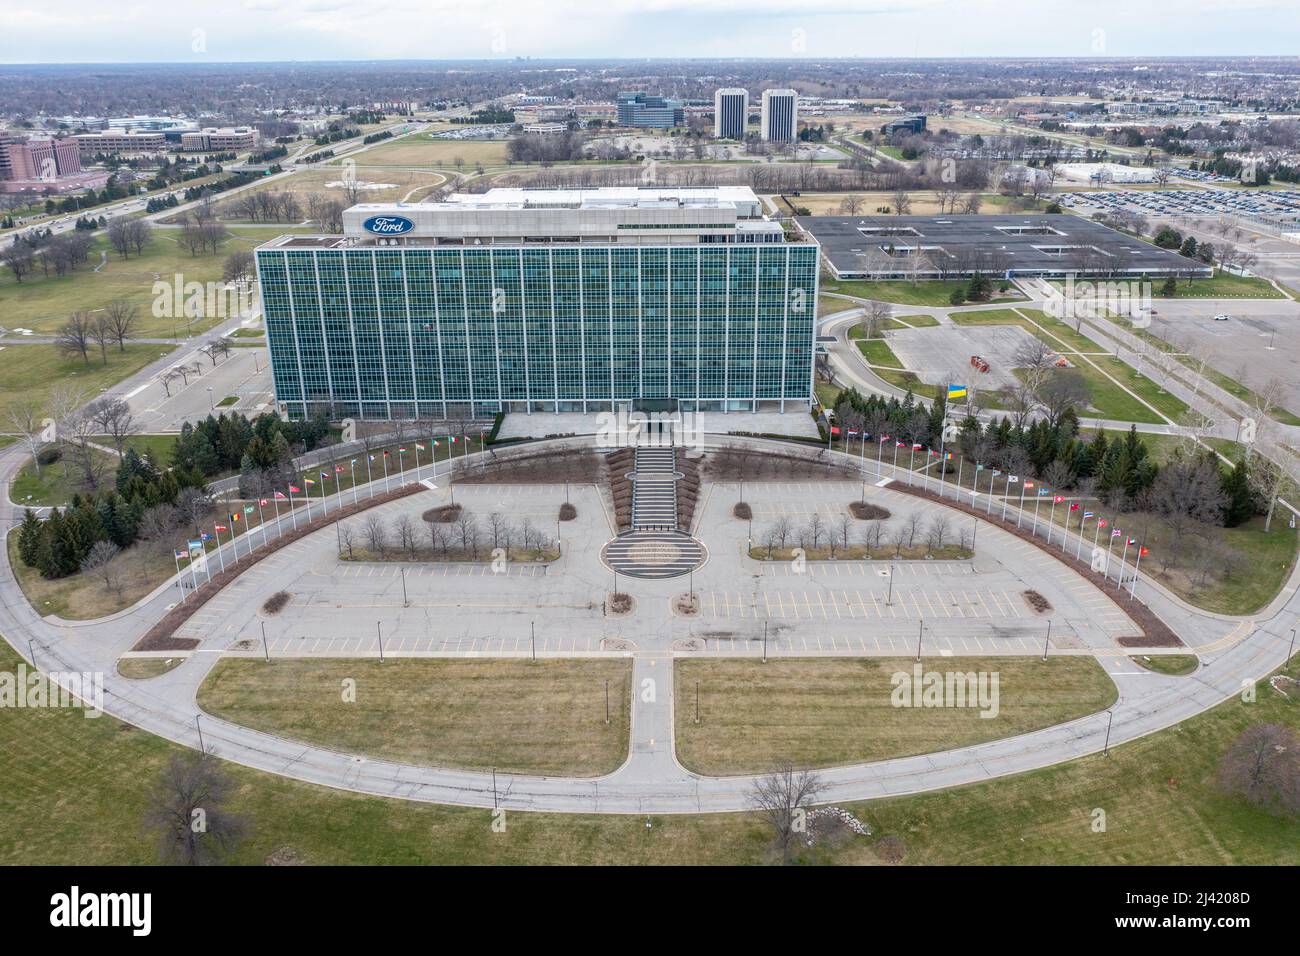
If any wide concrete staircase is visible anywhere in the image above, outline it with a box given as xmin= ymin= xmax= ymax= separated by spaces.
xmin=630 ymin=446 xmax=678 ymax=531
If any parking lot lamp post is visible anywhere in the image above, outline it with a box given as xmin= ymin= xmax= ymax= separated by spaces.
xmin=886 ymin=563 xmax=894 ymax=606
xmin=1042 ymin=620 xmax=1052 ymax=662
xmin=1288 ymin=627 xmax=1296 ymax=664
xmin=195 ymin=715 xmax=205 ymax=752
xmin=915 ymin=620 xmax=923 ymax=662
xmin=376 ymin=621 xmax=384 ymax=663
xmin=261 ymin=621 xmax=270 ymax=662
xmin=1103 ymin=710 xmax=1114 ymax=757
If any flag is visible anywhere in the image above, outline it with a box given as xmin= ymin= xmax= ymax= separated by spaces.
xmin=945 ymin=453 xmax=953 ymax=460
xmin=947 ymin=384 xmax=968 ymax=401
xmin=912 ymin=442 xmax=923 ymax=450
xmin=334 ymin=465 xmax=344 ymax=473
xmin=288 ymin=485 xmax=300 ymax=494
xmin=1038 ymin=487 xmax=1049 ymax=496
xmin=1083 ymin=510 xmax=1095 ymax=518
xmin=432 ymin=439 xmax=440 ymax=447
xmin=175 ymin=549 xmax=189 ymax=559
xmin=398 ymin=446 xmax=408 ymax=453
xmin=895 ymin=440 xmax=905 ymax=447
xmin=1024 ymin=480 xmax=1035 ymax=489
xmin=303 ymin=477 xmax=316 ymax=485
xmin=274 ymin=491 xmax=287 ymax=500
xmin=415 ymin=443 xmax=426 ymax=450
xmin=200 ymin=532 xmax=211 ymax=541
xmin=1139 ymin=546 xmax=1150 ymax=557
xmin=846 ymin=429 xmax=858 ymax=436
xmin=976 ymin=463 xmax=985 ymax=471
xmin=229 ymin=513 xmax=240 ymax=523
xmin=215 ymin=524 xmax=227 ymax=532
xmin=368 ymin=454 xmax=376 ymax=462
xmin=1112 ymin=529 xmax=1122 ymax=538
xmin=450 ymin=436 xmax=458 ymax=443
xmin=244 ymin=506 xmax=255 ymax=515
xmin=880 ymin=434 xmax=890 ymax=442
xmin=1069 ymin=502 xmax=1079 ymax=511
xmin=1098 ymin=519 xmax=1108 ymax=528
xmin=382 ymin=451 xmax=390 ymax=457
xmin=1008 ymin=475 xmax=1019 ymax=483
xmin=993 ymin=470 xmax=1002 ymax=477
xmin=350 ymin=459 xmax=357 ymax=466
xmin=259 ymin=498 xmax=269 ymax=506
xmin=1127 ymin=537 xmax=1137 ymax=545
xmin=1053 ymin=495 xmax=1064 ymax=503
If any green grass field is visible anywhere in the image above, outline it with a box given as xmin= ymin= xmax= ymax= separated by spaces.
xmin=675 ymin=657 xmax=1117 ymax=775
xmin=2 ymin=639 xmax=1295 ymax=865
xmin=0 ymin=229 xmax=273 ymax=338
xmin=822 ymin=279 xmax=1022 ymax=308
xmin=0 ymin=342 xmax=167 ymax=426
xmin=198 ymin=658 xmax=632 ymax=776
xmin=856 ymin=338 xmax=904 ymax=368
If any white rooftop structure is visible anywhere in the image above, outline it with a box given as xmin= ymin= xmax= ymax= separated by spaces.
xmin=326 ymin=186 xmax=785 ymax=248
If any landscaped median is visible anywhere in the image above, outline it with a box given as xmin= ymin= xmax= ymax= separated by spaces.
xmin=675 ymin=657 xmax=1117 ymax=776
xmin=197 ymin=658 xmax=632 ymax=777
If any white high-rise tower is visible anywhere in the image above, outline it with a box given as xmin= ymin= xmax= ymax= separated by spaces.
xmin=760 ymin=89 xmax=798 ymax=143
xmin=713 ymin=88 xmax=749 ymax=140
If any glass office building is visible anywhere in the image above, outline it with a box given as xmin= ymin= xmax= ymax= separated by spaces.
xmin=256 ymin=187 xmax=818 ymax=421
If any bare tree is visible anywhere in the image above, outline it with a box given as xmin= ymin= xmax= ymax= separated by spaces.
xmin=56 ymin=311 xmax=96 ymax=366
xmin=394 ymin=513 xmax=418 ymax=558
xmin=199 ymin=338 xmax=232 ymax=366
xmin=748 ymin=762 xmax=826 ymax=864
xmin=6 ymin=397 xmax=51 ymax=476
xmin=1218 ymin=723 xmax=1300 ymax=816
xmin=101 ymin=300 xmax=139 ymax=352
xmin=927 ymin=513 xmax=952 ymax=550
xmin=363 ymin=513 xmax=389 ymax=557
xmin=86 ymin=396 xmax=136 ymax=455
xmin=144 ymin=751 xmax=248 ymax=865
xmin=339 ymin=522 xmax=356 ymax=560
xmin=1036 ymin=370 xmax=1091 ymax=429
xmin=81 ymin=540 xmax=125 ymax=598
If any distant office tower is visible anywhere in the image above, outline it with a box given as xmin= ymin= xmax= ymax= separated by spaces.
xmin=761 ymin=89 xmax=798 ymax=143
xmin=616 ymin=92 xmax=684 ymax=129
xmin=713 ymin=88 xmax=749 ymax=140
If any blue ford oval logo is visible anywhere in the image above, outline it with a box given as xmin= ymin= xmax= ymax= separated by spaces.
xmin=362 ymin=214 xmax=415 ymax=235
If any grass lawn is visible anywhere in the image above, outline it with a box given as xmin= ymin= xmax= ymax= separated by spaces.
xmin=197 ymin=658 xmax=632 ymax=777
xmin=346 ymin=134 xmax=509 ymax=167
xmin=117 ymin=657 xmax=185 ymax=679
xmin=10 ymin=447 xmax=121 ymax=507
xmin=7 ymin=534 xmax=179 ymax=620
xmin=0 ymin=230 xmax=276 ymax=338
xmin=1092 ymin=356 xmax=1190 ymax=420
xmin=822 ymin=279 xmax=1021 ymax=308
xmin=856 ymin=338 xmax=904 ymax=368
xmin=1159 ymin=271 xmax=1285 ymax=299
xmin=1131 ymin=655 xmax=1200 ymax=676
xmin=1 ymin=637 xmax=1296 ymax=865
xmin=110 ymin=433 xmax=178 ymax=466
xmin=675 ymin=657 xmax=1117 ymax=776
xmin=814 ymin=380 xmax=842 ymax=409
xmin=895 ymin=313 xmax=940 ymax=328
xmin=0 ymin=342 xmax=168 ymax=425
xmin=874 ymin=367 xmax=940 ymax=400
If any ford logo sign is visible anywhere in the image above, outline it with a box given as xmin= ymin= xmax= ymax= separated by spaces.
xmin=362 ymin=215 xmax=415 ymax=235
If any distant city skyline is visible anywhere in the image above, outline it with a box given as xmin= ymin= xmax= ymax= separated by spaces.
xmin=2 ymin=0 xmax=1299 ymax=64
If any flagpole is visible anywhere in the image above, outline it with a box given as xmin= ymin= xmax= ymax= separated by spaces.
xmin=956 ymin=455 xmax=964 ymax=498
xmin=1130 ymin=544 xmax=1144 ymax=598
xmin=173 ymin=551 xmax=186 ymax=604
xmin=257 ymin=498 xmax=268 ymax=545
xmin=480 ymin=429 xmax=486 ymax=470
xmin=1091 ymin=519 xmax=1103 ymax=568
xmin=288 ymin=487 xmax=298 ymax=529
xmin=320 ymin=474 xmax=328 ymax=516
xmin=1118 ymin=537 xmax=1131 ymax=589
xmin=351 ymin=460 xmax=359 ymax=504
xmin=213 ymin=523 xmax=226 ymax=573
xmin=1032 ymin=490 xmax=1042 ymax=537
xmin=1000 ymin=477 xmax=1009 ymax=522
xmin=986 ymin=468 xmax=995 ymax=515
xmin=189 ymin=547 xmax=201 ymax=591
xmin=383 ymin=453 xmax=390 ymax=493
xmin=1047 ymin=497 xmax=1057 ymax=544
xmin=1075 ymin=514 xmax=1087 ymax=561
xmin=398 ymin=448 xmax=406 ymax=484
xmin=1017 ymin=480 xmax=1026 ymax=527
xmin=891 ymin=439 xmax=899 ymax=479
xmin=365 ymin=451 xmax=374 ymax=494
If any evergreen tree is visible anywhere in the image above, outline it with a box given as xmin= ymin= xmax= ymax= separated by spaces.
xmin=1221 ymin=459 xmax=1255 ymax=527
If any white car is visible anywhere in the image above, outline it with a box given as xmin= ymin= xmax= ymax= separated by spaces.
xmin=1213 ymin=314 xmax=1231 ymax=322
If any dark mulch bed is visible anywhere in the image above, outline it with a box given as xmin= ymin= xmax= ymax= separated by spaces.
xmin=559 ymin=502 xmax=577 ymax=521
xmin=423 ymin=503 xmax=462 ymax=523
xmin=849 ymin=501 xmax=891 ymax=520
xmin=262 ymin=591 xmax=290 ymax=615
xmin=1023 ymin=589 xmax=1052 ymax=613
xmin=132 ymin=484 xmax=426 ymax=652
xmin=733 ymin=502 xmax=753 ymax=520
xmin=892 ymin=482 xmax=1183 ymax=647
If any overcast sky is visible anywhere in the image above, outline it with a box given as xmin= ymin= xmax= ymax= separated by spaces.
xmin=2 ymin=0 xmax=1297 ymax=63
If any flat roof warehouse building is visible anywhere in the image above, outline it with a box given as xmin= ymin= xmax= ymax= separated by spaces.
xmin=798 ymin=214 xmax=1211 ymax=281
xmin=255 ymin=187 xmax=818 ymax=422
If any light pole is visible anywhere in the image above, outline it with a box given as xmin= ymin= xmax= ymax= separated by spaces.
xmin=915 ymin=620 xmax=923 ymax=662
xmin=261 ymin=620 xmax=269 ymax=662
xmin=1042 ymin=620 xmax=1052 ymax=662
xmin=206 ymin=386 xmax=214 ymax=410
xmin=1102 ymin=710 xmax=1114 ymax=757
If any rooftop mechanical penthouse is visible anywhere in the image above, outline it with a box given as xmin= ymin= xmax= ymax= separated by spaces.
xmin=255 ymin=187 xmax=818 ymax=422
